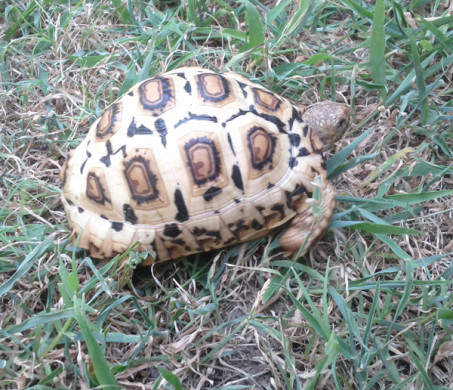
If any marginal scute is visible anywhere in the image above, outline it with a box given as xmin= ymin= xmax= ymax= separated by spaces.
xmin=164 ymin=223 xmax=181 ymax=238
xmin=190 ymin=220 xmax=225 ymax=250
xmin=60 ymin=159 xmax=68 ymax=187
xmin=227 ymin=218 xmax=250 ymax=240
xmin=251 ymin=219 xmax=264 ymax=230
xmin=285 ymin=184 xmax=308 ymax=211
xmin=111 ymin=221 xmax=123 ymax=232
xmin=271 ymin=203 xmax=285 ymax=219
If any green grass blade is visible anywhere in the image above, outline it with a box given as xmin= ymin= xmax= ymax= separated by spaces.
xmin=4 ymin=2 xmax=38 ymax=41
xmin=278 ymin=0 xmax=312 ymax=41
xmin=327 ymin=127 xmax=375 ymax=178
xmin=408 ymin=31 xmax=427 ymax=124
xmin=329 ymin=286 xmax=364 ymax=350
xmin=0 ymin=308 xmax=75 ymax=336
xmin=155 ymin=367 xmax=185 ymax=390
xmin=0 ymin=238 xmax=53 ymax=296
xmin=340 ymin=0 xmax=374 ymax=19
xmin=419 ymin=16 xmax=453 ymax=52
xmin=370 ymin=0 xmax=386 ymax=99
xmin=385 ymin=190 xmax=453 ymax=205
xmin=111 ymin=0 xmax=134 ymax=25
xmin=334 ymin=221 xmax=423 ymax=235
xmin=187 ymin=0 xmax=200 ymax=27
xmin=367 ymin=147 xmax=414 ymax=182
xmin=375 ymin=337 xmax=403 ymax=384
xmin=408 ymin=351 xmax=434 ymax=389
xmin=288 ymin=269 xmax=332 ymax=341
xmin=267 ymin=0 xmax=292 ymax=25
xmin=363 ymin=281 xmax=380 ymax=347
xmin=241 ymin=0 xmax=264 ymax=51
xmin=376 ymin=234 xmax=412 ymax=261
xmin=306 ymin=331 xmax=340 ymax=390
xmin=74 ymin=299 xmax=119 ymax=388
xmin=393 ymin=260 xmax=413 ymax=322
xmin=387 ymin=51 xmax=453 ymax=105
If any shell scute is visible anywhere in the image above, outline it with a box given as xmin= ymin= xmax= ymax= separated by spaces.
xmin=121 ymin=148 xmax=169 ymax=213
xmin=196 ymin=73 xmax=234 ymax=106
xmin=139 ymin=77 xmax=175 ymax=115
xmin=86 ymin=170 xmax=111 ymax=205
xmin=246 ymin=126 xmax=277 ymax=170
xmin=96 ymin=103 xmax=122 ymax=140
xmin=184 ymin=136 xmax=222 ymax=185
xmin=252 ymin=87 xmax=281 ymax=112
xmin=124 ymin=156 xmax=159 ymax=202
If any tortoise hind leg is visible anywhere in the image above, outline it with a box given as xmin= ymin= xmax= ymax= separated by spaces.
xmin=280 ymin=182 xmax=336 ymax=256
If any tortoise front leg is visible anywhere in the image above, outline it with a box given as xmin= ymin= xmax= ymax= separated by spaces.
xmin=280 ymin=182 xmax=336 ymax=256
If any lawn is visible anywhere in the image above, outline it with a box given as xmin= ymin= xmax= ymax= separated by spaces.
xmin=1 ymin=0 xmax=453 ymax=389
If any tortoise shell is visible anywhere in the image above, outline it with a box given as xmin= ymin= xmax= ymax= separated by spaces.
xmin=60 ymin=67 xmax=332 ymax=264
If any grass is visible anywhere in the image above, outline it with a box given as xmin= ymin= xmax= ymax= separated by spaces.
xmin=1 ymin=0 xmax=452 ymax=389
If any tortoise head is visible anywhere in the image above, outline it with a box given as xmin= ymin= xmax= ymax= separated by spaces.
xmin=301 ymin=102 xmax=351 ymax=148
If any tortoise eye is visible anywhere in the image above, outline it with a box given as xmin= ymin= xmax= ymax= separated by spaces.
xmin=337 ymin=119 xmax=347 ymax=129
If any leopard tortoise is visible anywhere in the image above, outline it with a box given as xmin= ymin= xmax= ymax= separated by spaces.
xmin=60 ymin=67 xmax=350 ymax=264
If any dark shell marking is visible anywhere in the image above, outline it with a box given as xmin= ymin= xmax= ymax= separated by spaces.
xmin=127 ymin=118 xmax=153 ymax=137
xmin=112 ymin=221 xmax=123 ymax=232
xmin=155 ymin=118 xmax=168 ymax=147
xmin=174 ymin=189 xmax=189 ymax=222
xmin=203 ymin=186 xmax=222 ymax=201
xmin=231 ymin=164 xmax=244 ymax=191
xmin=164 ymin=223 xmax=181 ymax=238
xmin=123 ymin=204 xmax=137 ymax=224
xmin=100 ymin=141 xmax=126 ymax=168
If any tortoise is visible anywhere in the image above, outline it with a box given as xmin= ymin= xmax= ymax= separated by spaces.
xmin=60 ymin=67 xmax=350 ymax=265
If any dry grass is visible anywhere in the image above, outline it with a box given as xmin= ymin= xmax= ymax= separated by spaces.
xmin=1 ymin=0 xmax=453 ymax=389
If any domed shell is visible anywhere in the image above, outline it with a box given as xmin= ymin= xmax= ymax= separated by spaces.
xmin=60 ymin=67 xmax=326 ymax=263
